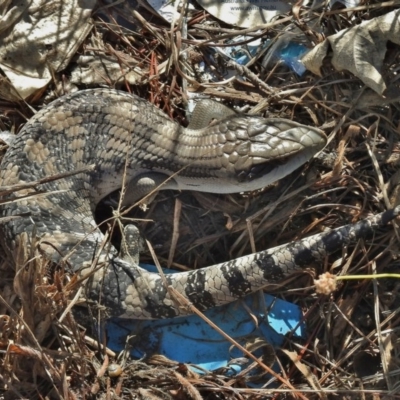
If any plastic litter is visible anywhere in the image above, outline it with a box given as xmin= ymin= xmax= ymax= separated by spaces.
xmin=106 ymin=264 xmax=305 ymax=374
xmin=214 ymin=37 xmax=309 ymax=76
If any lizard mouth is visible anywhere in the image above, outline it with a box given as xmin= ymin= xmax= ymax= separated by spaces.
xmin=235 ymin=125 xmax=327 ymax=187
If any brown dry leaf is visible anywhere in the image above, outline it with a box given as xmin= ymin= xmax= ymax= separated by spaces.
xmin=302 ymin=9 xmax=400 ymax=94
xmin=172 ymin=371 xmax=203 ymax=400
xmin=382 ymin=333 xmax=395 ymax=384
xmin=331 ymin=292 xmax=359 ymax=348
xmin=8 ymin=343 xmax=42 ymax=359
xmin=281 ymin=349 xmax=327 ymax=399
xmin=13 ymin=232 xmax=36 ymax=332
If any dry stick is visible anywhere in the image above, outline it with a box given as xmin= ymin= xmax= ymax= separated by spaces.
xmin=145 ymin=238 xmax=176 ymax=311
xmin=61 ymin=333 xmax=116 ymax=357
xmin=326 ymin=88 xmax=369 ymax=146
xmin=59 ymin=230 xmax=114 ymax=324
xmin=371 ymin=261 xmax=392 ymax=391
xmin=365 ymin=139 xmax=391 ymax=209
xmin=236 ymin=387 xmax=400 ymax=396
xmin=323 ymin=0 xmax=400 ymax=15
xmin=146 ymin=242 xmax=305 ymax=397
xmin=0 ymin=293 xmax=64 ymax=398
xmin=318 ymin=302 xmax=400 ymax=385
xmin=0 ymin=191 xmax=69 ymax=209
xmin=168 ymin=287 xmax=308 ymax=399
xmin=226 ymin=60 xmax=276 ymax=97
xmin=192 ymin=15 xmax=294 ymax=42
xmin=0 ymin=164 xmax=96 ymax=196
xmin=168 ymin=198 xmax=182 ymax=268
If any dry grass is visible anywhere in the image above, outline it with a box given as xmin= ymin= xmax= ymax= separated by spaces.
xmin=1 ymin=1 xmax=400 ymax=399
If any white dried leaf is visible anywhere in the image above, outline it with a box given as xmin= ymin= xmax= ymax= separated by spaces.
xmin=302 ymin=10 xmax=400 ymax=94
xmin=0 ymin=0 xmax=97 ymax=99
